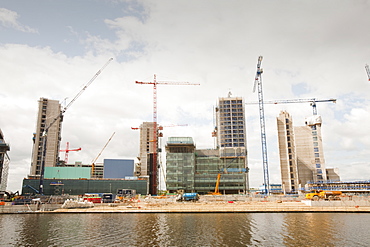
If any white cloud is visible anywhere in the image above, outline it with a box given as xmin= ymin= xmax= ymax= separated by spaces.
xmin=0 ymin=8 xmax=37 ymax=33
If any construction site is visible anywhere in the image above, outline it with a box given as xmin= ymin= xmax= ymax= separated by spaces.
xmin=1 ymin=57 xmax=370 ymax=213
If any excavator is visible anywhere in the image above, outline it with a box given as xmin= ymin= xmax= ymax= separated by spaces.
xmin=0 ymin=191 xmax=20 ymax=202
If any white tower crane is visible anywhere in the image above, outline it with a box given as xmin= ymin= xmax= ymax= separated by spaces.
xmin=246 ymin=98 xmax=337 ymax=115
xmin=39 ymin=58 xmax=113 ymax=194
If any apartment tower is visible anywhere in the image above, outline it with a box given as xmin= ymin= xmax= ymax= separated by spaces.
xmin=30 ymin=98 xmax=62 ymax=177
xmin=277 ymin=111 xmax=330 ymax=193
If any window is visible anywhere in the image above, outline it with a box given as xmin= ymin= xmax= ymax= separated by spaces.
xmin=315 ymin=153 xmax=320 ymax=157
xmin=285 ymin=118 xmax=289 ymax=123
xmin=312 ymin=131 xmax=317 ymax=135
xmin=286 ymin=125 xmax=289 ymax=129
xmin=313 ymin=136 xmax=318 ymax=141
xmin=314 ymin=147 xmax=319 ymax=152
xmin=317 ymin=169 xmax=322 ymax=174
xmin=316 ymin=164 xmax=321 ymax=168
xmin=314 ymin=142 xmax=318 ymax=146
xmin=311 ymin=125 xmax=317 ymax=130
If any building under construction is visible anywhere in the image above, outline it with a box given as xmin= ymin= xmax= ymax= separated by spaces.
xmin=165 ymin=93 xmax=248 ymax=194
xmin=165 ymin=137 xmax=247 ymax=194
xmin=277 ymin=111 xmax=340 ymax=193
xmin=135 ymin=122 xmax=156 ymax=177
xmin=0 ymin=129 xmax=10 ymax=191
xmin=29 ymin=98 xmax=62 ymax=178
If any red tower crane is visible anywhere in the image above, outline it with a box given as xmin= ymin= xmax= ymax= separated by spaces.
xmin=135 ymin=75 xmax=199 ymax=194
xmin=60 ymin=142 xmax=81 ymax=163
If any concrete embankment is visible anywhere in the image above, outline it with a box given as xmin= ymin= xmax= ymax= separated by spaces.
xmin=51 ymin=201 xmax=370 ymax=213
xmin=2 ymin=195 xmax=370 ymax=213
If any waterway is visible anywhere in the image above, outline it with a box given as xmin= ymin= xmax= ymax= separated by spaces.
xmin=0 ymin=213 xmax=369 ymax=246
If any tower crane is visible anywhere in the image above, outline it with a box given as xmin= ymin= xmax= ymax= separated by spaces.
xmin=38 ymin=58 xmax=113 ymax=194
xmin=59 ymin=142 xmax=81 ymax=163
xmin=91 ymin=132 xmax=115 ymax=177
xmin=253 ymin=56 xmax=270 ymax=195
xmin=135 ymin=75 xmax=199 ymax=195
xmin=366 ymin=64 xmax=370 ymax=81
xmin=246 ymin=98 xmax=337 ymax=115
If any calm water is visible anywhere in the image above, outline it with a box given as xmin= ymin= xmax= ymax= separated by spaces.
xmin=0 ymin=213 xmax=369 ymax=246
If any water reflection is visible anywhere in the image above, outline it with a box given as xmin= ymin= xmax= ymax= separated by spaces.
xmin=0 ymin=213 xmax=368 ymax=246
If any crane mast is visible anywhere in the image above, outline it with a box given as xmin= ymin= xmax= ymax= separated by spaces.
xmin=253 ymin=56 xmax=270 ymax=195
xmin=366 ymin=64 xmax=370 ymax=81
xmin=39 ymin=58 xmax=113 ymax=194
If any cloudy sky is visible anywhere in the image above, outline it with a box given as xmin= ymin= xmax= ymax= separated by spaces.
xmin=1 ymin=0 xmax=370 ymax=192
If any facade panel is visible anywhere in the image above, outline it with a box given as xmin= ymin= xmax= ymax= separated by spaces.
xmin=103 ymin=159 xmax=134 ymax=179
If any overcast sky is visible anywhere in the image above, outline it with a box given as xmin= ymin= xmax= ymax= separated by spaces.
xmin=1 ymin=0 xmax=370 ymax=192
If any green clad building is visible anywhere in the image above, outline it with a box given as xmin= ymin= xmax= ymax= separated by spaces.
xmin=165 ymin=137 xmax=247 ymax=194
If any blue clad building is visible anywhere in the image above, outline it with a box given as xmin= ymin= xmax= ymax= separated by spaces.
xmin=103 ymin=159 xmax=134 ymax=179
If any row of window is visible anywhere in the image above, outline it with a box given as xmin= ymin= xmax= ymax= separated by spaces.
xmin=219 ymin=108 xmax=244 ymax=113
xmin=220 ymin=130 xmax=244 ymax=134
xmin=220 ymin=117 xmax=244 ymax=121
xmin=220 ymin=113 xmax=244 ymax=116
xmin=221 ymin=134 xmax=245 ymax=138
xmin=222 ymin=139 xmax=245 ymax=143
xmin=221 ymin=143 xmax=245 ymax=147
xmin=221 ymin=124 xmax=244 ymax=129
xmin=219 ymin=100 xmax=243 ymax=104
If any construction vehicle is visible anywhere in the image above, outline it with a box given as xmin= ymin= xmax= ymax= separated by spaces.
xmin=116 ymin=189 xmax=136 ymax=202
xmin=0 ymin=191 xmax=20 ymax=202
xmin=176 ymin=192 xmax=199 ymax=202
xmin=305 ymin=190 xmax=342 ymax=201
xmin=209 ymin=173 xmax=222 ymax=195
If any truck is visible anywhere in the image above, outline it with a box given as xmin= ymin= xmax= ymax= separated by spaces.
xmin=305 ymin=190 xmax=342 ymax=201
xmin=176 ymin=193 xmax=199 ymax=202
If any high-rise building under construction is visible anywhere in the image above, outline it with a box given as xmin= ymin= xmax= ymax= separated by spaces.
xmin=29 ymin=98 xmax=62 ymax=177
xmin=277 ymin=111 xmax=339 ymax=193
xmin=215 ymin=93 xmax=248 ymax=186
xmin=135 ymin=122 xmax=156 ymax=177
